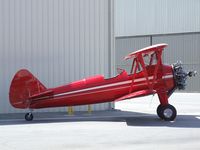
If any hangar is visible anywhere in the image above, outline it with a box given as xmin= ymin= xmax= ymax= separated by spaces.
xmin=0 ymin=0 xmax=115 ymax=114
xmin=0 ymin=0 xmax=199 ymax=114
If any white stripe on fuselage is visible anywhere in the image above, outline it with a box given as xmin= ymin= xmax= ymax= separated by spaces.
xmin=53 ymin=74 xmax=173 ymax=98
xmin=55 ymin=76 xmax=152 ymax=97
xmin=32 ymin=74 xmax=174 ymax=101
xmin=162 ymin=74 xmax=173 ymax=79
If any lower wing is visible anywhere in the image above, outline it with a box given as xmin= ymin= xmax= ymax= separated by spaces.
xmin=115 ymin=89 xmax=156 ymax=102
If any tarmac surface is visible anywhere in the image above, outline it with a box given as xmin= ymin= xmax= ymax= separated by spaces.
xmin=0 ymin=93 xmax=200 ymax=150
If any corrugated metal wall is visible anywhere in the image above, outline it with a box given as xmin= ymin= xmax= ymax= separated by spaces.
xmin=0 ymin=0 xmax=114 ymax=114
xmin=115 ymin=0 xmax=200 ymax=36
xmin=115 ymin=33 xmax=200 ymax=92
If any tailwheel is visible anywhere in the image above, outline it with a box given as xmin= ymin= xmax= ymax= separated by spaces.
xmin=25 ymin=112 xmax=33 ymax=121
xmin=157 ymin=104 xmax=177 ymax=121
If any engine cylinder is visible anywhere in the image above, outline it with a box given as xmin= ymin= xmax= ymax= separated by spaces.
xmin=173 ymin=63 xmax=188 ymax=90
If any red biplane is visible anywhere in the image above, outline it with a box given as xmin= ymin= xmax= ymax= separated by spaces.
xmin=9 ymin=43 xmax=196 ymax=121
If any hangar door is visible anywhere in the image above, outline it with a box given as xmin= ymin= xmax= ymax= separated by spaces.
xmin=116 ymin=33 xmax=200 ymax=92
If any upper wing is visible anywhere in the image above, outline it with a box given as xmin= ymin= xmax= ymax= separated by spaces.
xmin=124 ymin=43 xmax=167 ymax=60
xmin=115 ymin=89 xmax=156 ymax=102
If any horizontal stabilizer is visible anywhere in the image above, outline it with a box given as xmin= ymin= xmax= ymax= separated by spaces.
xmin=29 ymin=90 xmax=53 ymax=100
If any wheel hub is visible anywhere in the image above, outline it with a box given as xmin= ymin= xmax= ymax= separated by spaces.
xmin=163 ymin=108 xmax=173 ymax=118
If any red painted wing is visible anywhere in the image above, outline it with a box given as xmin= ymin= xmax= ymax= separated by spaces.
xmin=115 ymin=89 xmax=156 ymax=102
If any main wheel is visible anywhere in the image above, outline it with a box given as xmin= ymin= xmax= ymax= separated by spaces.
xmin=157 ymin=104 xmax=177 ymax=121
xmin=25 ymin=113 xmax=33 ymax=121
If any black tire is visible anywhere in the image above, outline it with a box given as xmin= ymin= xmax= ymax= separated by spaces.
xmin=25 ymin=113 xmax=33 ymax=121
xmin=158 ymin=104 xmax=177 ymax=121
xmin=156 ymin=104 xmax=164 ymax=119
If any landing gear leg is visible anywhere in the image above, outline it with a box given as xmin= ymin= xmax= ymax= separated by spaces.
xmin=25 ymin=109 xmax=34 ymax=121
xmin=157 ymin=92 xmax=177 ymax=121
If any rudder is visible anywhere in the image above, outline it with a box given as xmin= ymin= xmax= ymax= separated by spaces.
xmin=9 ymin=69 xmax=47 ymax=109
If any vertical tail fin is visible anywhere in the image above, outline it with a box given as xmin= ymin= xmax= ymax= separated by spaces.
xmin=9 ymin=69 xmax=47 ymax=109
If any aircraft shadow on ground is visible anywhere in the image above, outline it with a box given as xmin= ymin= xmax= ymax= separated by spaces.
xmin=0 ymin=110 xmax=200 ymax=128
xmin=124 ymin=115 xmax=200 ymax=128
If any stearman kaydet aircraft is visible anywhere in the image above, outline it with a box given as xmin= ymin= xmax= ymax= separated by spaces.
xmin=9 ymin=44 xmax=196 ymax=121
